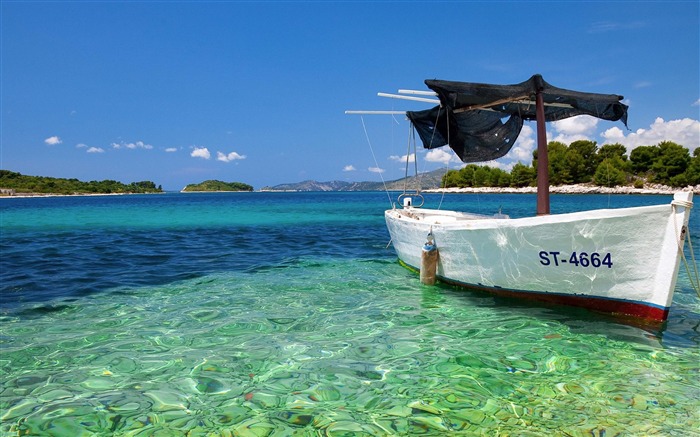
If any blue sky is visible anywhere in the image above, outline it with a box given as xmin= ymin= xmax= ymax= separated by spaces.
xmin=2 ymin=1 xmax=698 ymax=191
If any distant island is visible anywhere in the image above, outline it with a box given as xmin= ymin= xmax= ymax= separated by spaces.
xmin=3 ymin=139 xmax=698 ymax=197
xmin=262 ymin=140 xmax=700 ymax=194
xmin=261 ymin=170 xmax=698 ymax=195
xmin=0 ymin=170 xmax=162 ymax=196
xmin=260 ymin=169 xmax=444 ymax=192
xmin=181 ymin=180 xmax=253 ymax=192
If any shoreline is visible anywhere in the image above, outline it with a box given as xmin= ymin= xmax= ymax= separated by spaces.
xmin=179 ymin=190 xmax=254 ymax=193
xmin=2 ymin=184 xmax=699 ymax=198
xmin=425 ymin=184 xmax=700 ymax=195
xmin=0 ymin=192 xmax=162 ymax=199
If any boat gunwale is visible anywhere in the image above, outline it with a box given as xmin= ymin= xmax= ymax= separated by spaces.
xmin=385 ymin=201 xmax=677 ymax=229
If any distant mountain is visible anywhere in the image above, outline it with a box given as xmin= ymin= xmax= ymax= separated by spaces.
xmin=260 ymin=169 xmax=447 ymax=192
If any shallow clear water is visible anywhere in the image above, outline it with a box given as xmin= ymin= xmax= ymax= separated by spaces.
xmin=1 ymin=192 xmax=698 ymax=436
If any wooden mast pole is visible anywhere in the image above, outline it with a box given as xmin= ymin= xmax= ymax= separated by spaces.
xmin=535 ymin=76 xmax=550 ymax=215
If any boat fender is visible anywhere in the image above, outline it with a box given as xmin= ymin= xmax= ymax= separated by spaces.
xmin=420 ymin=231 xmax=439 ymax=285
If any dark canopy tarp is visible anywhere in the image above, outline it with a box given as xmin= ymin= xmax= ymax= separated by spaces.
xmin=406 ymin=74 xmax=628 ymax=163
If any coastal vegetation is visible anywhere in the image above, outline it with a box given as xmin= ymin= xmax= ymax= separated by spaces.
xmin=441 ymin=141 xmax=700 ymax=189
xmin=181 ymin=180 xmax=254 ymax=192
xmin=0 ymin=170 xmax=162 ymax=195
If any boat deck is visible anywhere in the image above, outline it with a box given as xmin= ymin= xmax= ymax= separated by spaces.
xmin=390 ymin=207 xmax=509 ymax=224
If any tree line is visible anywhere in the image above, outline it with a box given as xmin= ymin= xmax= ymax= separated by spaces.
xmin=182 ymin=180 xmax=254 ymax=192
xmin=441 ymin=141 xmax=700 ymax=189
xmin=0 ymin=170 xmax=163 ymax=195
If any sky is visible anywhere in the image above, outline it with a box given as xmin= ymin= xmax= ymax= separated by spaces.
xmin=1 ymin=1 xmax=699 ymax=191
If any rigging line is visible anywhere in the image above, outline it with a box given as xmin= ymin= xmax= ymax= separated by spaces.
xmin=672 ymin=201 xmax=700 ymax=295
xmin=360 ymin=115 xmax=393 ymax=207
xmin=413 ymin=127 xmax=421 ymax=193
xmin=403 ymin=122 xmax=412 ymax=194
xmin=593 ymin=103 xmax=614 ymax=209
xmin=603 ymin=150 xmax=613 ymax=208
xmin=437 ymin=158 xmax=450 ymax=212
xmin=404 ymin=121 xmax=427 ymax=197
xmin=686 ymin=229 xmax=700 ymax=296
xmin=437 ymin=108 xmax=450 ymax=211
xmin=412 ymin=125 xmax=422 ymax=193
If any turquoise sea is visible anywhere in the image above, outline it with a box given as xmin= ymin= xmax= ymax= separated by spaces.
xmin=1 ymin=192 xmax=699 ymax=436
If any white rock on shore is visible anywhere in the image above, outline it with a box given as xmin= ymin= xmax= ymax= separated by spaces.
xmin=425 ymin=184 xmax=700 ymax=195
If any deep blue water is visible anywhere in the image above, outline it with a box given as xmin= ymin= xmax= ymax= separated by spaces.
xmin=1 ymin=192 xmax=698 ymax=435
xmin=1 ymin=191 xmax=688 ymax=308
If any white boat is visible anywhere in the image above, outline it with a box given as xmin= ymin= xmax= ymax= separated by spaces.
xmin=386 ymin=193 xmax=693 ymax=322
xmin=350 ymin=74 xmax=696 ymax=323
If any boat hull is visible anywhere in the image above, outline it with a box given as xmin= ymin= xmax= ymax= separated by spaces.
xmin=385 ymin=192 xmax=694 ymax=322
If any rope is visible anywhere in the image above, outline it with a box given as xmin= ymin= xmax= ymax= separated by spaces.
xmin=590 ymin=103 xmax=614 ymax=208
xmin=672 ymin=200 xmax=700 ymax=296
xmin=437 ymin=159 xmax=450 ymax=212
xmin=402 ymin=126 xmax=410 ymax=193
xmin=686 ymin=230 xmax=700 ymax=296
xmin=672 ymin=199 xmax=694 ymax=209
xmin=402 ymin=124 xmax=415 ymax=194
xmin=412 ymin=127 xmax=420 ymax=192
xmin=437 ymin=108 xmax=449 ymax=211
xmin=604 ymin=151 xmax=613 ymax=208
xmin=360 ymin=116 xmax=393 ymax=207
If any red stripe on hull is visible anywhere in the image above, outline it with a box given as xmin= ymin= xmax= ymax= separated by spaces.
xmin=397 ymin=260 xmax=670 ymax=324
xmin=438 ymin=277 xmax=669 ymax=324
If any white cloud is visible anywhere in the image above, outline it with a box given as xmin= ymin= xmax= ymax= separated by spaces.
xmin=389 ymin=153 xmax=416 ymax=163
xmin=112 ymin=140 xmax=153 ymax=150
xmin=452 ymin=115 xmax=700 ymax=169
xmin=550 ymin=116 xmax=599 ymax=144
xmin=343 ymin=165 xmax=356 ymax=172
xmin=503 ymin=124 xmax=536 ymax=163
xmin=601 ymin=126 xmax=627 ymax=144
xmin=368 ymin=166 xmax=385 ymax=174
xmin=165 ymin=147 xmax=178 ymax=152
xmin=44 ymin=136 xmax=62 ymax=145
xmin=216 ymin=151 xmax=246 ymax=162
xmin=587 ymin=20 xmax=645 ymax=33
xmin=425 ymin=148 xmax=460 ymax=165
xmin=191 ymin=147 xmax=211 ymax=160
xmin=601 ymin=117 xmax=700 ymax=153
xmin=76 ymin=143 xmax=87 ymax=148
xmin=693 ymin=99 xmax=700 ymax=107
xmin=133 ymin=141 xmax=152 ymax=149
xmin=87 ymin=147 xmax=105 ymax=153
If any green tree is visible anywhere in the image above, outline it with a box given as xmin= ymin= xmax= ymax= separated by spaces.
xmin=441 ymin=170 xmax=462 ymax=188
xmin=0 ymin=170 xmax=163 ymax=194
xmin=547 ymin=141 xmax=572 ymax=185
xmin=568 ymin=140 xmax=598 ymax=182
xmin=458 ymin=165 xmax=479 ymax=187
xmin=473 ymin=166 xmax=491 ymax=186
xmin=564 ymin=148 xmax=588 ymax=183
xmin=650 ymin=141 xmax=690 ymax=185
xmin=182 ymin=180 xmax=254 ymax=192
xmin=594 ymin=157 xmax=627 ymax=187
xmin=598 ymin=143 xmax=628 ymax=161
xmin=683 ymin=147 xmax=700 ymax=185
xmin=496 ymin=170 xmax=512 ymax=187
xmin=630 ymin=145 xmax=660 ymax=174
xmin=510 ymin=163 xmax=535 ymax=187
